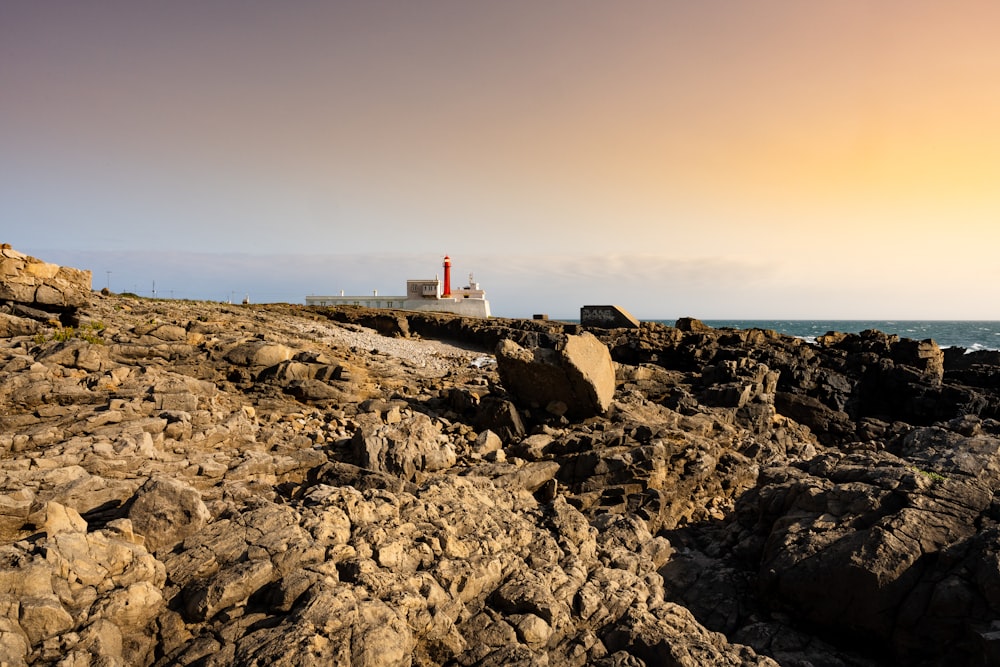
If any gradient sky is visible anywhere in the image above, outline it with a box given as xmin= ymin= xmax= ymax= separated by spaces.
xmin=3 ymin=1 xmax=999 ymax=319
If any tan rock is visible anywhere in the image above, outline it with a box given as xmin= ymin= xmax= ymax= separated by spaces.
xmin=0 ymin=247 xmax=91 ymax=308
xmin=0 ymin=615 xmax=30 ymax=667
xmin=18 ymin=595 xmax=74 ymax=645
xmin=41 ymin=501 xmax=87 ymax=536
xmin=0 ymin=312 xmax=39 ymax=338
xmin=183 ymin=558 xmax=275 ymax=621
xmin=224 ymin=341 xmax=295 ymax=367
xmin=90 ymin=581 xmax=163 ymax=627
xmin=76 ymin=618 xmax=123 ymax=662
xmin=496 ymin=331 xmax=615 ymax=419
xmin=127 ymin=477 xmax=211 ymax=554
xmin=472 ymin=430 xmax=502 ymax=455
xmin=0 ymin=489 xmax=34 ymax=540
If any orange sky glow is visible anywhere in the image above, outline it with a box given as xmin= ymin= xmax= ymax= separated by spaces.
xmin=2 ymin=1 xmax=998 ymax=317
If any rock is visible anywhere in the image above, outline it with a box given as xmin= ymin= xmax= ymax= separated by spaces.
xmin=2 ymin=257 xmax=1000 ymax=667
xmin=675 ymin=317 xmax=713 ymax=332
xmin=472 ymin=430 xmax=503 ymax=456
xmin=184 ymin=558 xmax=275 ymax=621
xmin=41 ymin=501 xmax=87 ymax=536
xmin=350 ymin=413 xmax=456 ymax=480
xmin=737 ymin=431 xmax=1000 ymax=665
xmin=0 ymin=312 xmax=39 ymax=338
xmin=0 ymin=615 xmax=30 ymax=666
xmin=0 ymin=246 xmax=92 ymax=310
xmin=0 ymin=489 xmax=34 ymax=540
xmin=474 ymin=398 xmax=526 ymax=443
xmin=224 ymin=341 xmax=295 ymax=367
xmin=285 ymin=378 xmax=343 ymax=402
xmin=127 ymin=477 xmax=211 ymax=553
xmin=91 ymin=580 xmax=164 ymax=627
xmin=604 ymin=603 xmax=779 ymax=666
xmin=76 ymin=618 xmax=124 ymax=663
xmin=774 ymin=392 xmax=855 ymax=445
xmin=18 ymin=595 xmax=74 ymax=646
xmin=496 ymin=331 xmax=615 ymax=419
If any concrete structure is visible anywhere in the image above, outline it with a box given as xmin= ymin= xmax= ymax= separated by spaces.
xmin=305 ymin=256 xmax=491 ymax=318
xmin=580 ymin=305 xmax=640 ymax=329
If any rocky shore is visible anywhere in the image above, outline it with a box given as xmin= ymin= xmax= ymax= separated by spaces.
xmin=2 ymin=246 xmax=1000 ymax=666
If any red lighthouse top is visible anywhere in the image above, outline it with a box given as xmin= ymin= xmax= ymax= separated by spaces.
xmin=442 ymin=255 xmax=452 ymax=296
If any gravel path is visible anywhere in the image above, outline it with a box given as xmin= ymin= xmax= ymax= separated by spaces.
xmin=298 ymin=320 xmax=495 ymax=374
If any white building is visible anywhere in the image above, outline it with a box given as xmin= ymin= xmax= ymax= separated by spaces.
xmin=305 ymin=256 xmax=491 ymax=318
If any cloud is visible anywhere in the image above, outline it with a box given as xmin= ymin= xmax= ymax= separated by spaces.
xmin=23 ymin=248 xmax=775 ymax=316
xmin=23 ymin=248 xmax=995 ymax=319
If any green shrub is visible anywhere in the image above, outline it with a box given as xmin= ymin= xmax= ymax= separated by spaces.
xmin=39 ymin=325 xmax=106 ymax=345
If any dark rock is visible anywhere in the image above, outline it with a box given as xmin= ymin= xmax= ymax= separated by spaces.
xmin=580 ymin=305 xmax=640 ymax=329
xmin=675 ymin=317 xmax=713 ymax=332
xmin=474 ymin=397 xmax=527 ymax=443
xmin=736 ymin=426 xmax=1000 ymax=665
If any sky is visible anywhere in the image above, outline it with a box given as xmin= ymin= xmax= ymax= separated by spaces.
xmin=3 ymin=1 xmax=999 ymax=319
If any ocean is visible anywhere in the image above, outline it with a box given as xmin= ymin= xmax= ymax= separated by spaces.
xmin=679 ymin=320 xmax=1000 ymax=352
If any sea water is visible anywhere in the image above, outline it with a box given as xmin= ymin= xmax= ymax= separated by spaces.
xmin=689 ymin=320 xmax=1000 ymax=352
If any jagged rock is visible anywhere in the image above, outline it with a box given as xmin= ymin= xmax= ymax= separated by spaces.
xmin=2 ymin=255 xmax=1000 ymax=667
xmin=127 ymin=477 xmax=211 ymax=554
xmin=603 ymin=603 xmax=779 ymax=666
xmin=0 ymin=246 xmax=92 ymax=310
xmin=0 ymin=616 xmax=30 ymax=667
xmin=736 ymin=424 xmax=1000 ymax=665
xmin=350 ymin=412 xmax=456 ymax=481
xmin=0 ymin=313 xmax=39 ymax=338
xmin=40 ymin=501 xmax=87 ymax=535
xmin=0 ymin=501 xmax=165 ymax=665
xmin=18 ymin=595 xmax=74 ymax=646
xmin=496 ymin=331 xmax=615 ymax=419
xmin=474 ymin=397 xmax=526 ymax=443
xmin=472 ymin=429 xmax=502 ymax=456
xmin=183 ymin=558 xmax=275 ymax=621
xmin=0 ymin=489 xmax=33 ymax=541
xmin=675 ymin=317 xmax=713 ymax=332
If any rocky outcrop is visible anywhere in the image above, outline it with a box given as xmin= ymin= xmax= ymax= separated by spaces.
xmin=3 ymin=250 xmax=1000 ymax=666
xmin=0 ymin=504 xmax=166 ymax=666
xmin=0 ymin=245 xmax=91 ymax=322
xmin=0 ymin=278 xmax=783 ymax=666
xmin=495 ymin=331 xmax=615 ymax=419
xmin=731 ymin=419 xmax=1000 ymax=665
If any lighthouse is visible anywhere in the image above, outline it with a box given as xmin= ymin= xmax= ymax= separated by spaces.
xmin=442 ymin=255 xmax=452 ymax=297
xmin=305 ymin=255 xmax=490 ymax=317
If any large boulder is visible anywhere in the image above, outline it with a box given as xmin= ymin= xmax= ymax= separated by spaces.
xmin=495 ymin=331 xmax=615 ymax=419
xmin=0 ymin=245 xmax=92 ymax=310
xmin=126 ymin=477 xmax=211 ymax=554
